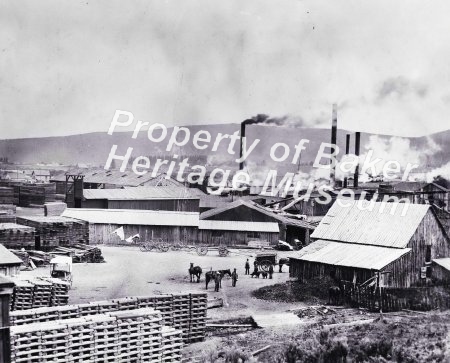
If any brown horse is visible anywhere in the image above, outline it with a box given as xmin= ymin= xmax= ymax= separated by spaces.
xmin=189 ymin=263 xmax=202 ymax=283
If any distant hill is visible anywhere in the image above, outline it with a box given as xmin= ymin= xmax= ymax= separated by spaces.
xmin=0 ymin=124 xmax=448 ymax=173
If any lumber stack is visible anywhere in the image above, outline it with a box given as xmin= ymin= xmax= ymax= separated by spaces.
xmin=0 ymin=180 xmax=23 ymax=205
xmin=44 ymin=202 xmax=67 ymax=216
xmin=10 ymin=308 xmax=182 ymax=363
xmin=16 ymin=216 xmax=89 ymax=250
xmin=0 ymin=223 xmax=35 ymax=249
xmin=0 ymin=186 xmax=14 ymax=204
xmin=10 ymin=293 xmax=208 ymax=344
xmin=9 ymin=277 xmax=70 ymax=311
xmin=18 ymin=183 xmax=56 ymax=207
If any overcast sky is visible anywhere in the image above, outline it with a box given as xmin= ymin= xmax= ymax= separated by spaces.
xmin=1 ymin=0 xmax=450 ymax=139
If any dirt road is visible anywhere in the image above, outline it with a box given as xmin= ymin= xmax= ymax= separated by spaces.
xmin=22 ymin=246 xmax=304 ymax=318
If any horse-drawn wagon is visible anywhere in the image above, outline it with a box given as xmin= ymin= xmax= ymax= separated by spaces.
xmin=255 ymin=252 xmax=290 ymax=272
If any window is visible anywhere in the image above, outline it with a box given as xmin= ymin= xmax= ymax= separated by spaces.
xmin=247 ymin=232 xmax=261 ymax=239
xmin=425 ymin=245 xmax=432 ymax=263
xmin=212 ymin=231 xmax=223 ymax=238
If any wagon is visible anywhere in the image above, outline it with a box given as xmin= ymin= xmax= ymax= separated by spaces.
xmin=195 ymin=245 xmax=230 ymax=257
xmin=255 ymin=252 xmax=290 ymax=272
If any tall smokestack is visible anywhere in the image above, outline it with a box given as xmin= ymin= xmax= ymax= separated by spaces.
xmin=239 ymin=121 xmax=246 ymax=171
xmin=343 ymin=133 xmax=351 ymax=188
xmin=354 ymin=132 xmax=361 ymax=188
xmin=330 ymin=104 xmax=338 ymax=185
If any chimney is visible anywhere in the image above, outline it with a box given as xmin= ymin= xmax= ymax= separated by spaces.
xmin=330 ymin=104 xmax=338 ymax=185
xmin=354 ymin=132 xmax=361 ymax=188
xmin=239 ymin=121 xmax=246 ymax=171
xmin=343 ymin=133 xmax=350 ymax=188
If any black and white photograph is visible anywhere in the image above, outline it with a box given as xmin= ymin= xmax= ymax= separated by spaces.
xmin=1 ymin=1 xmax=450 ymax=362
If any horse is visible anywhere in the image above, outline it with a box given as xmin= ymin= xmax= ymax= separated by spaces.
xmin=188 ymin=263 xmax=202 ymax=283
xmin=205 ymin=271 xmax=221 ymax=289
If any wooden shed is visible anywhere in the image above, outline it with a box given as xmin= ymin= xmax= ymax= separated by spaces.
xmin=200 ymin=199 xmax=315 ymax=245
xmin=289 ymin=200 xmax=450 ymax=288
xmin=62 ymin=208 xmax=199 ymax=245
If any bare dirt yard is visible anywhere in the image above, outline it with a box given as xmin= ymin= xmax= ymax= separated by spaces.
xmin=20 ymin=246 xmax=450 ymax=362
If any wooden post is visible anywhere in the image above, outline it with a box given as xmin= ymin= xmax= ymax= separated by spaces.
xmin=0 ymin=277 xmax=14 ymax=363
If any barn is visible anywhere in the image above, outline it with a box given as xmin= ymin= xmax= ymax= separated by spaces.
xmin=62 ymin=208 xmax=199 ymax=245
xmin=289 ymin=200 xmax=450 ymax=288
xmin=200 ymin=199 xmax=315 ymax=246
xmin=81 ymin=187 xmax=201 ymax=212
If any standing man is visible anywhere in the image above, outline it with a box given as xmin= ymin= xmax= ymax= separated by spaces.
xmin=231 ymin=268 xmax=238 ymax=287
xmin=245 ymin=259 xmax=250 ymax=275
xmin=214 ymin=272 xmax=221 ymax=292
xmin=268 ymin=264 xmax=274 ymax=279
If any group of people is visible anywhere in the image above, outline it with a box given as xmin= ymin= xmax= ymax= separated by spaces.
xmin=245 ymin=258 xmax=274 ymax=279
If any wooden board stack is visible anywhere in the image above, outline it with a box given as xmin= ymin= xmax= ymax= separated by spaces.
xmin=18 ymin=183 xmax=56 ymax=207
xmin=16 ymin=216 xmax=89 ymax=250
xmin=10 ymin=293 xmax=208 ymax=344
xmin=44 ymin=202 xmax=67 ymax=216
xmin=0 ymin=186 xmax=15 ymax=204
xmin=9 ymin=277 xmax=70 ymax=311
xmin=0 ymin=223 xmax=35 ymax=249
xmin=9 ymin=308 xmax=183 ymax=363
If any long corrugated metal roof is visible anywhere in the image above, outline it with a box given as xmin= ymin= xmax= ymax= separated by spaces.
xmin=62 ymin=208 xmax=199 ymax=227
xmin=199 ymin=220 xmax=279 ymax=232
xmin=311 ymin=200 xmax=430 ymax=248
xmin=433 ymin=258 xmax=450 ymax=271
xmin=83 ymin=187 xmax=200 ymax=200
xmin=51 ymin=168 xmax=184 ymax=187
xmin=292 ymin=239 xmax=411 ymax=270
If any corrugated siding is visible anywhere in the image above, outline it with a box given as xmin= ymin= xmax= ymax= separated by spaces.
xmin=199 ymin=220 xmax=279 ymax=232
xmin=311 ymin=200 xmax=429 ymax=248
xmin=62 ymin=208 xmax=199 ymax=227
xmin=294 ymin=239 xmax=411 ymax=270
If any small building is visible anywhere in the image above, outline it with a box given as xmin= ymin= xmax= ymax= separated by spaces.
xmin=0 ymin=244 xmax=22 ymax=276
xmin=62 ymin=208 xmax=199 ymax=245
xmin=0 ymin=223 xmax=35 ymax=250
xmin=289 ymin=200 xmax=450 ymax=288
xmin=82 ymin=187 xmax=201 ymax=212
xmin=16 ymin=216 xmax=89 ymax=251
xmin=431 ymin=258 xmax=450 ymax=285
xmin=200 ymin=199 xmax=315 ymax=245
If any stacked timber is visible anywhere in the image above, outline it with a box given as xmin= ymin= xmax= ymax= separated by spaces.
xmin=53 ymin=243 xmax=104 ymax=263
xmin=18 ymin=183 xmax=56 ymax=207
xmin=9 ymin=308 xmax=182 ymax=363
xmin=16 ymin=216 xmax=89 ymax=250
xmin=10 ymin=293 xmax=208 ymax=344
xmin=44 ymin=202 xmax=67 ymax=216
xmin=0 ymin=180 xmax=23 ymax=205
xmin=9 ymin=277 xmax=70 ymax=311
xmin=0 ymin=204 xmax=16 ymax=223
xmin=0 ymin=223 xmax=35 ymax=249
xmin=0 ymin=186 xmax=14 ymax=204
xmin=161 ymin=326 xmax=183 ymax=362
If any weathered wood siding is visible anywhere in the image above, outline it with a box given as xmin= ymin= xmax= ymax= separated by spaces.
xmin=107 ymin=199 xmax=199 ymax=212
xmin=198 ymin=230 xmax=278 ymax=246
xmin=89 ymin=224 xmax=199 ymax=245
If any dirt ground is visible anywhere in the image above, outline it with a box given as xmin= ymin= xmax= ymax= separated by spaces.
xmin=21 ymin=245 xmax=302 ymax=318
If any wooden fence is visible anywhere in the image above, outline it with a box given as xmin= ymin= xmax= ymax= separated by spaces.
xmin=340 ymin=281 xmax=450 ymax=312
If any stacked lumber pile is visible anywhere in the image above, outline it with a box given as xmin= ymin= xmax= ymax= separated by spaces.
xmin=44 ymin=202 xmax=67 ymax=216
xmin=16 ymin=216 xmax=89 ymax=250
xmin=0 ymin=180 xmax=22 ymax=205
xmin=0 ymin=204 xmax=16 ymax=223
xmin=10 ymin=308 xmax=183 ymax=363
xmin=0 ymin=186 xmax=14 ymax=204
xmin=18 ymin=183 xmax=56 ymax=207
xmin=0 ymin=223 xmax=35 ymax=249
xmin=54 ymin=243 xmax=104 ymax=263
xmin=10 ymin=293 xmax=208 ymax=344
xmin=9 ymin=277 xmax=70 ymax=311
